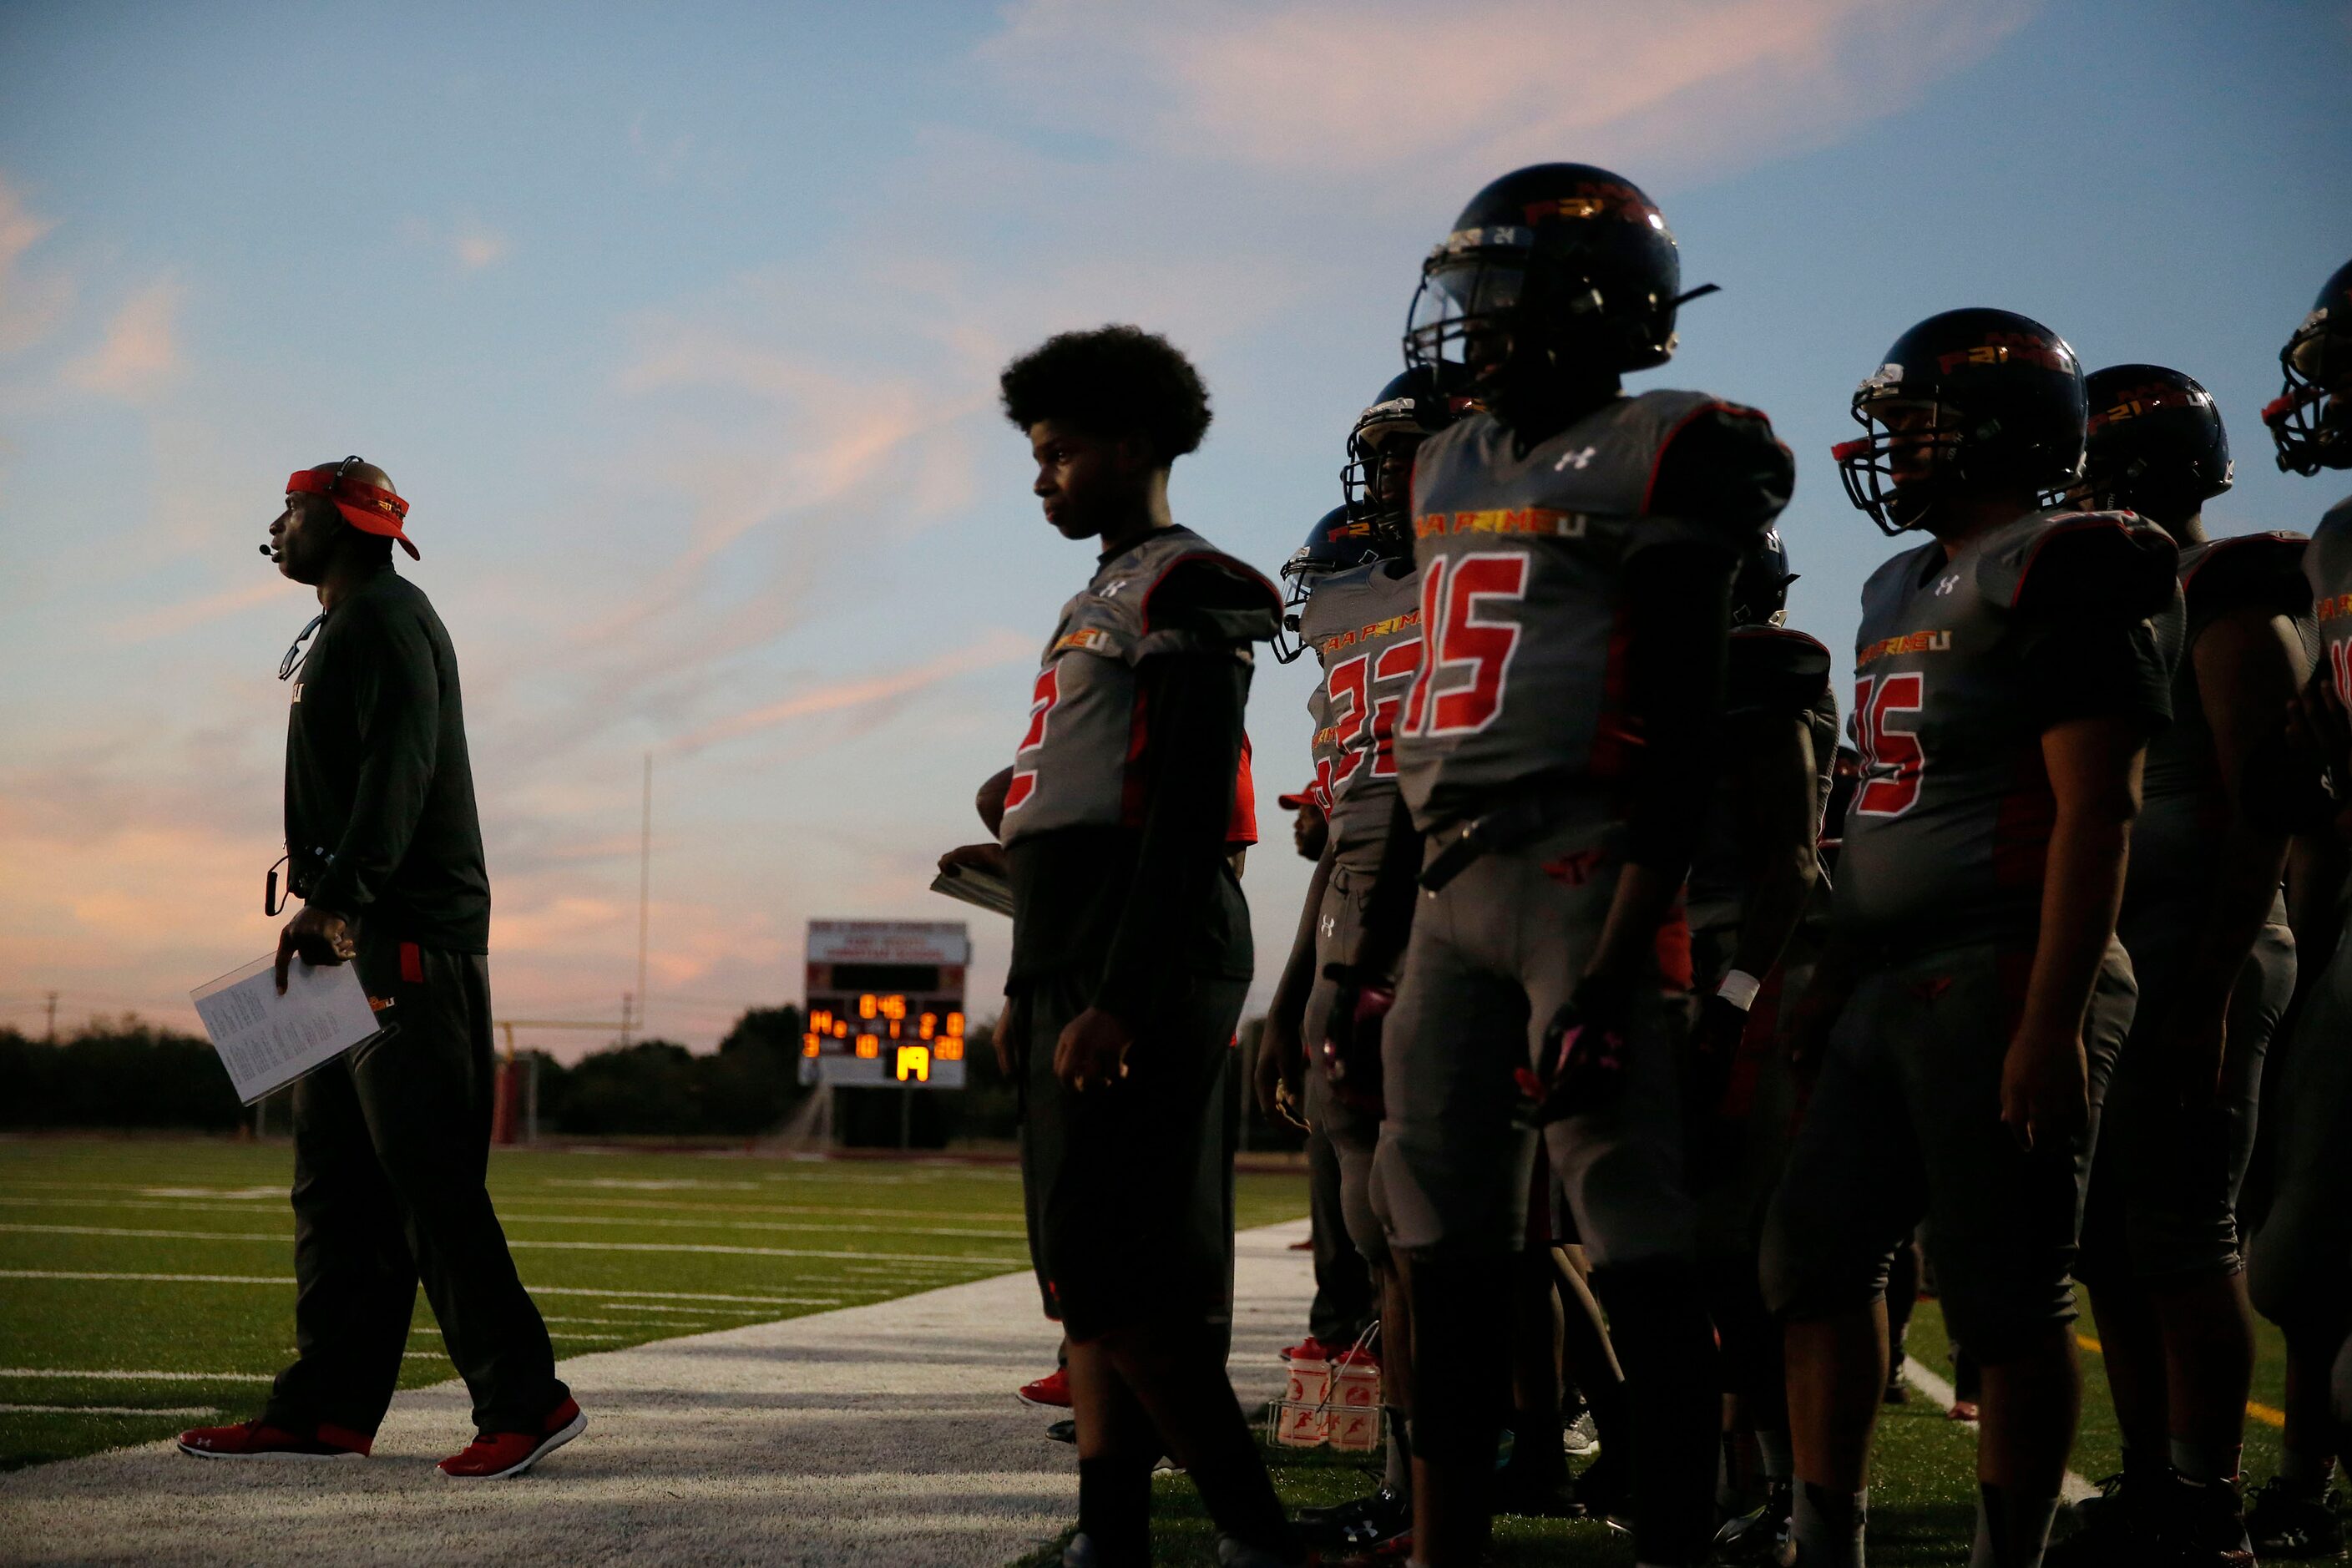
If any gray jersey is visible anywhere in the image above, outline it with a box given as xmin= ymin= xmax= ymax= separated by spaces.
xmin=1394 ymin=392 xmax=1792 ymax=832
xmin=2126 ymin=532 xmax=2311 ymax=913
xmin=999 ymin=524 xmax=1277 ymax=847
xmin=1685 ymin=625 xmax=1839 ymax=938
xmin=2306 ymin=498 xmax=2352 ymax=695
xmin=1299 ymin=559 xmax=1420 ymax=867
xmin=1834 ymin=507 xmax=2178 ymax=950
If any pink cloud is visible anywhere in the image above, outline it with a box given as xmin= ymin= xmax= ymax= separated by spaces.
xmin=674 ymin=629 xmax=1034 ymax=752
xmin=64 ymin=279 xmax=183 ymax=401
xmin=104 ymin=579 xmax=283 ymax=645
xmin=0 ymin=173 xmax=73 ymax=356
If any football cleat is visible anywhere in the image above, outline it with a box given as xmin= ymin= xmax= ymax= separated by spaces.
xmin=436 ymin=1396 xmax=584 ymax=1479
xmin=2245 ymin=1476 xmax=2344 ymax=1559
xmin=1714 ymin=1477 xmax=1797 ymax=1565
xmin=177 ymin=1419 xmax=371 ymax=1460
xmin=1294 ymin=1486 xmax=1411 ymax=1553
xmin=1560 ymin=1409 xmax=1601 ymax=1458
xmin=1019 ymin=1367 xmax=1072 ymax=1408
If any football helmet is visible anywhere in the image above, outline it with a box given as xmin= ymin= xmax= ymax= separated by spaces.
xmin=1273 ymin=505 xmax=1383 ymax=663
xmin=2080 ymin=363 xmax=2232 ymax=524
xmin=1404 ymin=163 xmax=1686 ymax=392
xmin=2265 ymin=258 xmax=2352 ymax=475
xmin=1731 ymin=527 xmax=1798 ymax=628
xmin=1834 ymin=307 xmax=2086 ymax=536
xmin=1341 ymin=367 xmax=1472 ymax=554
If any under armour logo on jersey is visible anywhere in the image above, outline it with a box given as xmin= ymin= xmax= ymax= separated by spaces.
xmin=1096 ymin=579 xmax=1129 ymax=598
xmin=1935 ymin=574 xmax=1960 ymax=596
xmin=1553 ymin=445 xmax=1597 ymax=473
xmin=1319 ymin=914 xmax=1337 ymax=939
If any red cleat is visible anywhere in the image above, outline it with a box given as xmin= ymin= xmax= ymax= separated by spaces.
xmin=178 ymin=1419 xmax=371 ymax=1460
xmin=438 ymin=1397 xmax=585 ymax=1479
xmin=1018 ymin=1367 xmax=1071 ymax=1408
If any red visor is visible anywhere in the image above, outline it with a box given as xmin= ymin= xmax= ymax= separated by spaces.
xmin=287 ymin=468 xmax=417 ymax=559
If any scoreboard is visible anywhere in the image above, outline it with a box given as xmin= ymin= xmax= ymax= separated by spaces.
xmin=800 ymin=920 xmax=970 ymax=1089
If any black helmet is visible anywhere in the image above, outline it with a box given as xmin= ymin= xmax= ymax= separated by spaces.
xmin=1273 ymin=506 xmax=1383 ymax=664
xmin=1834 ymin=307 xmax=2086 ymax=536
xmin=2081 ymin=364 xmax=2232 ymax=524
xmin=1404 ymin=164 xmax=1684 ymax=390
xmin=2265 ymin=258 xmax=2352 ymax=475
xmin=1732 ymin=527 xmax=1798 ymax=627
xmin=1342 ymin=367 xmax=1473 ymax=553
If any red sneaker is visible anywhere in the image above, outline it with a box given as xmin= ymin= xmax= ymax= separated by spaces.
xmin=437 ymin=1397 xmax=585 ymax=1479
xmin=1017 ymin=1367 xmax=1071 ymax=1408
xmin=178 ymin=1419 xmax=371 ymax=1460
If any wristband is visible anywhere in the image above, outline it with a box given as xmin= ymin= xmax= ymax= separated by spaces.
xmin=1716 ymin=969 xmax=1763 ymax=1014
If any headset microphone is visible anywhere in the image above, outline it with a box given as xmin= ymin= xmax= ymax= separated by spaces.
xmin=259 ymin=544 xmax=273 ymax=556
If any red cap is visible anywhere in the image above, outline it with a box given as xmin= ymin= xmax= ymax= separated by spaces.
xmin=287 ymin=467 xmax=417 ymax=559
xmin=1277 ymin=788 xmax=1326 ymax=812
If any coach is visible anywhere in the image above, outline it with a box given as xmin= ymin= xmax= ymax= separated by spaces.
xmin=176 ymin=458 xmax=581 ymax=1479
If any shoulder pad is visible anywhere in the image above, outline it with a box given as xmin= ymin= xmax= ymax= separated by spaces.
xmin=1726 ymin=625 xmax=1833 ymax=717
xmin=1137 ymin=552 xmax=1282 ymax=655
xmin=1640 ymin=397 xmax=1794 ymax=538
xmin=2181 ymin=531 xmax=2313 ymax=627
xmin=1971 ymin=509 xmax=2179 ymax=622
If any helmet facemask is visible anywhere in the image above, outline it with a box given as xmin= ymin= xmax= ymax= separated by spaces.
xmin=1342 ymin=424 xmax=1427 ymax=557
xmin=2268 ymin=311 xmax=2352 ymax=474
xmin=1836 ymin=386 xmax=1970 ymax=537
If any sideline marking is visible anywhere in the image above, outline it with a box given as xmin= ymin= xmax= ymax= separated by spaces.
xmin=2076 ymin=1332 xmax=2288 ymax=1430
xmin=0 ymin=1196 xmax=1026 ymax=1241
xmin=0 ymin=1404 xmax=217 ymax=1417
xmin=0 ymin=1224 xmax=1021 ymax=1266
xmin=0 ymin=1270 xmax=844 ymax=1306
xmin=1902 ymin=1357 xmax=2097 ymax=1505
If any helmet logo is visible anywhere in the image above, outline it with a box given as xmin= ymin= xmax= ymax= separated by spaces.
xmin=1859 ymin=363 xmax=1904 ymax=396
xmin=1935 ymin=334 xmax=2070 ymax=373
xmin=1520 ymin=182 xmax=1661 ymax=226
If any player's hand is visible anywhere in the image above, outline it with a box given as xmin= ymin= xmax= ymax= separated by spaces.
xmin=2000 ymin=1023 xmax=2088 ymax=1153
xmin=1519 ymin=971 xmax=1634 ymax=1128
xmin=275 ymin=906 xmax=355 ymax=994
xmin=1255 ymin=1013 xmax=1308 ymax=1131
xmin=938 ymin=842 xmax=1009 ymax=879
xmin=1318 ymin=967 xmax=1393 ymax=1117
xmin=1055 ymin=1006 xmax=1132 ymax=1093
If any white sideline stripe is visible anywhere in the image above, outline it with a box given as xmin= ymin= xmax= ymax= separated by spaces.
xmin=1899 ymin=1356 xmax=2097 ymax=1505
xmin=0 ymin=1405 xmax=217 ymax=1417
xmin=0 ymin=1196 xmax=1029 ymax=1242
xmin=0 ymin=1369 xmax=272 ymax=1384
xmin=0 ymin=1270 xmax=844 ymax=1307
xmin=0 ymin=1224 xmax=1021 ymax=1266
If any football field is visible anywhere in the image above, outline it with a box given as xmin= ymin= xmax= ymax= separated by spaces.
xmin=0 ymin=1135 xmax=2302 ymax=1565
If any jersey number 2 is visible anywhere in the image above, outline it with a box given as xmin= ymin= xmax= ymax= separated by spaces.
xmin=1406 ymin=554 xmax=1526 ymax=736
xmin=1851 ymin=671 xmax=1925 ymax=817
xmin=1002 ymin=664 xmax=1060 ymax=812
xmin=1327 ymin=638 xmax=1423 ymax=786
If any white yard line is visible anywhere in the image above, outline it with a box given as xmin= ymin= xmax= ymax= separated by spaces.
xmin=1899 ymin=1356 xmax=2097 ymax=1505
xmin=0 ymin=1223 xmax=1023 ymax=1267
xmin=0 ymin=1196 xmax=1029 ymax=1242
xmin=0 ymin=1270 xmax=842 ymax=1307
xmin=0 ymin=1369 xmax=274 ymax=1383
xmin=0 ymin=1218 xmax=1319 ymax=1568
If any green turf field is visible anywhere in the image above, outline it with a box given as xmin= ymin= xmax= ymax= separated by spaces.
xmin=1 ymin=1136 xmax=2307 ymax=1565
xmin=0 ymin=1134 xmax=1309 ymax=1472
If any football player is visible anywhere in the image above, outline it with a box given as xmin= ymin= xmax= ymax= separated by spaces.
xmin=1335 ymin=163 xmax=1794 ymax=1568
xmin=1686 ymin=529 xmax=1839 ymax=1562
xmin=1762 ymin=310 xmax=2179 ymax=1568
xmin=1263 ymin=377 xmax=1459 ymax=1557
xmin=2054 ymin=365 xmax=2308 ymax=1567
xmin=953 ymin=325 xmax=1296 ymax=1568
xmin=2243 ymin=258 xmax=2352 ymax=1560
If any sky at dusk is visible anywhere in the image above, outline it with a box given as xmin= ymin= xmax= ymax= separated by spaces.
xmin=3 ymin=1 xmax=2347 ymax=1055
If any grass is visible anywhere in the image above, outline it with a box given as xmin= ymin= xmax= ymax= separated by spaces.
xmin=0 ymin=1135 xmax=2306 ymax=1565
xmin=0 ymin=1133 xmax=1308 ymax=1472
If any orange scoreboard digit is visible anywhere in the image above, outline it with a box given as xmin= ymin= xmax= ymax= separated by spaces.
xmin=799 ymin=919 xmax=971 ymax=1090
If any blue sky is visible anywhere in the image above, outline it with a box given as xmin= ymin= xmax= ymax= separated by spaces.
xmin=3 ymin=0 xmax=2346 ymax=1052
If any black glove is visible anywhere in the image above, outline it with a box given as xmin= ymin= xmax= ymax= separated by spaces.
xmin=1318 ymin=963 xmax=1393 ymax=1119
xmin=1515 ymin=972 xmax=1635 ymax=1129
